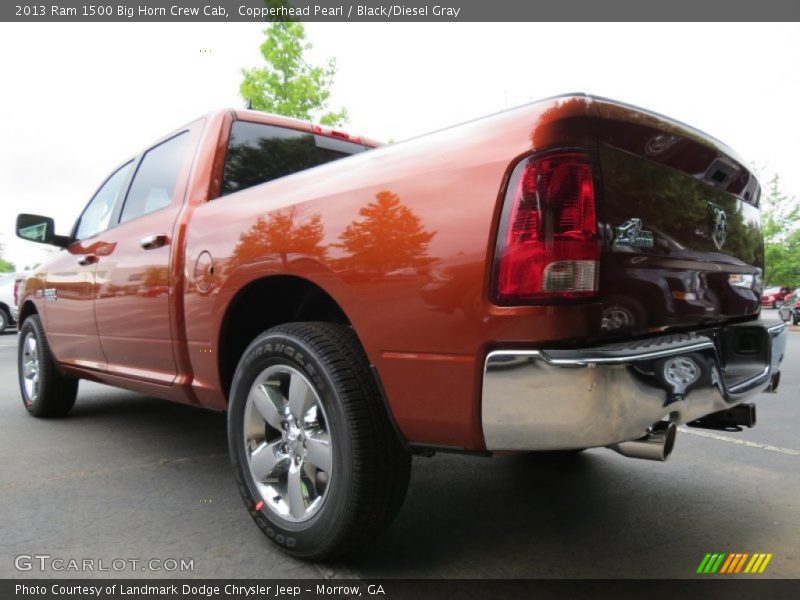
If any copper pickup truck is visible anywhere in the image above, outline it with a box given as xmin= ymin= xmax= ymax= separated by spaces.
xmin=16 ymin=95 xmax=786 ymax=558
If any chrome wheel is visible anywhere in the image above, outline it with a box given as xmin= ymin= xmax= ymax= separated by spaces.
xmin=664 ymin=356 xmax=700 ymax=387
xmin=244 ymin=365 xmax=332 ymax=523
xmin=21 ymin=332 xmax=40 ymax=403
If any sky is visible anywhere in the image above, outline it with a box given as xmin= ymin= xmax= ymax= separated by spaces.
xmin=1 ymin=22 xmax=799 ymax=270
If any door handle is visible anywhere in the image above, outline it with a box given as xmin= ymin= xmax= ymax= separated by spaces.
xmin=78 ymin=254 xmax=98 ymax=266
xmin=140 ymin=234 xmax=169 ymax=250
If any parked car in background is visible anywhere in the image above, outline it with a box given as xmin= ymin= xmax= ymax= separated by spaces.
xmin=0 ymin=272 xmax=28 ymax=331
xmin=762 ymin=286 xmax=793 ymax=308
xmin=778 ymin=293 xmax=800 ymax=325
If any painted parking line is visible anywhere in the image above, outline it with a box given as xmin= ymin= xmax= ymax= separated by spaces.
xmin=679 ymin=427 xmax=800 ymax=457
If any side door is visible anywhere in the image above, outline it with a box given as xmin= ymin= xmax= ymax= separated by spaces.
xmin=43 ymin=161 xmax=134 ymax=370
xmin=92 ymin=128 xmax=198 ymax=385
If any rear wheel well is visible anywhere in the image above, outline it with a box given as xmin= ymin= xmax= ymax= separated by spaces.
xmin=18 ymin=301 xmax=38 ymax=325
xmin=218 ymin=275 xmax=351 ymax=399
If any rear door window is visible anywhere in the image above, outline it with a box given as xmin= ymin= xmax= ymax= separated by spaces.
xmin=220 ymin=121 xmax=368 ymax=196
xmin=119 ymin=132 xmax=190 ymax=224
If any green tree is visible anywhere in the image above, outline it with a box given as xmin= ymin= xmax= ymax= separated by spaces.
xmin=761 ymin=174 xmax=800 ymax=287
xmin=0 ymin=243 xmax=15 ymax=273
xmin=240 ymin=22 xmax=347 ymax=126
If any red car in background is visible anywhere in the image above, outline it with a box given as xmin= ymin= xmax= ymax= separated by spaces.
xmin=762 ymin=286 xmax=794 ymax=308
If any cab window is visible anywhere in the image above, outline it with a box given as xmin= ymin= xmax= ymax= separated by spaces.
xmin=75 ymin=162 xmax=134 ymax=241
xmin=220 ymin=121 xmax=368 ymax=196
xmin=119 ymin=132 xmax=190 ymax=224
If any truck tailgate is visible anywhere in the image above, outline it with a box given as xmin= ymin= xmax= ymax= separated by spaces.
xmin=591 ymin=96 xmax=763 ymax=336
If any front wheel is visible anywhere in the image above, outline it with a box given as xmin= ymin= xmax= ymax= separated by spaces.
xmin=18 ymin=315 xmax=78 ymax=417
xmin=228 ymin=322 xmax=411 ymax=559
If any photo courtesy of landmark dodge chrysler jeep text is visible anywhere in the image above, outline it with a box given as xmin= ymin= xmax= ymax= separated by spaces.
xmin=15 ymin=95 xmax=786 ymax=559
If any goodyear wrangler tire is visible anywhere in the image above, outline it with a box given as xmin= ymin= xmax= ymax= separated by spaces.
xmin=18 ymin=315 xmax=78 ymax=418
xmin=228 ymin=322 xmax=411 ymax=559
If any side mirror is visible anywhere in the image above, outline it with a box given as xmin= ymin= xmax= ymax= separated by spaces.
xmin=16 ymin=214 xmax=70 ymax=248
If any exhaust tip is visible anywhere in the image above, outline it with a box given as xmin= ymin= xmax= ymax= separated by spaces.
xmin=609 ymin=421 xmax=677 ymax=462
xmin=661 ymin=421 xmax=677 ymax=460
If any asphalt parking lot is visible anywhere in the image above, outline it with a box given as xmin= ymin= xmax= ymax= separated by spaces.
xmin=1 ymin=312 xmax=798 ymax=579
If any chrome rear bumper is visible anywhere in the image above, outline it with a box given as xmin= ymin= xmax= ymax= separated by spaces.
xmin=481 ymin=320 xmax=786 ymax=451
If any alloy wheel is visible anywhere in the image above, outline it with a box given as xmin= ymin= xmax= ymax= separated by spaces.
xmin=21 ymin=332 xmax=40 ymax=403
xmin=243 ymin=365 xmax=333 ymax=522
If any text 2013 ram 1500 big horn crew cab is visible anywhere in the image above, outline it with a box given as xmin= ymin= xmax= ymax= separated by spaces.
xmin=16 ymin=95 xmax=786 ymax=559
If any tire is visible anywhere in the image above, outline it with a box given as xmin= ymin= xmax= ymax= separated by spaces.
xmin=0 ymin=307 xmax=8 ymax=332
xmin=793 ymin=315 xmax=799 ymax=326
xmin=228 ymin=322 xmax=411 ymax=559
xmin=601 ymin=295 xmax=645 ymax=332
xmin=18 ymin=315 xmax=78 ymax=418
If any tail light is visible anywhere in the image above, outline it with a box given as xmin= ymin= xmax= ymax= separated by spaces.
xmin=493 ymin=151 xmax=599 ymax=304
xmin=13 ymin=278 xmax=22 ymax=306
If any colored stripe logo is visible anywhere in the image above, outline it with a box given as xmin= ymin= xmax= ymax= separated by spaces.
xmin=697 ymin=553 xmax=773 ymax=574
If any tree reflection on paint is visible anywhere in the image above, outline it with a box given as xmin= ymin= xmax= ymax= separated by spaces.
xmin=334 ymin=191 xmax=436 ymax=275
xmin=231 ymin=206 xmax=327 ymax=269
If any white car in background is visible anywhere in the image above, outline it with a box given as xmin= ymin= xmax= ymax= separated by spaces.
xmin=0 ymin=272 xmax=27 ymax=331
